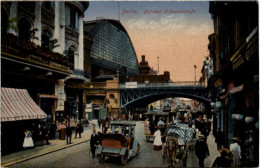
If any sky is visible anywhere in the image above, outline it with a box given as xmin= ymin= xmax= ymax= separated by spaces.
xmin=84 ymin=1 xmax=213 ymax=81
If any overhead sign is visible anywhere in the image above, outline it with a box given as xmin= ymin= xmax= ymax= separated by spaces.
xmin=125 ymin=82 xmax=137 ymax=88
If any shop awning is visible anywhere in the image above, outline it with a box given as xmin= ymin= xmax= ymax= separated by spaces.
xmin=1 ymin=87 xmax=47 ymax=122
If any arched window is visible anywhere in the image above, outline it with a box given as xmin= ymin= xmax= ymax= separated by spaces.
xmin=1 ymin=8 xmax=8 ymax=35
xmin=18 ymin=17 xmax=31 ymax=41
xmin=41 ymin=30 xmax=51 ymax=51
xmin=109 ymin=94 xmax=115 ymax=99
xmin=68 ymin=46 xmax=75 ymax=70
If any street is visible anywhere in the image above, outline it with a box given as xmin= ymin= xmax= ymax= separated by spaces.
xmin=10 ymin=121 xmax=219 ymax=168
xmin=10 ymin=122 xmax=169 ymax=167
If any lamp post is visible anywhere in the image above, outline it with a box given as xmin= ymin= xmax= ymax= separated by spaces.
xmin=157 ymin=57 xmax=159 ymax=75
xmin=194 ymin=65 xmax=197 ymax=85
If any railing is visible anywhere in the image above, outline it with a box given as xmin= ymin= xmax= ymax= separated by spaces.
xmin=85 ymin=82 xmax=106 ymax=88
xmin=1 ymin=34 xmax=71 ymax=73
xmin=72 ymin=69 xmax=89 ymax=79
xmin=120 ymin=81 xmax=206 ymax=89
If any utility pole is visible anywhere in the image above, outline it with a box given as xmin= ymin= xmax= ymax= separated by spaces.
xmin=194 ymin=65 xmax=197 ymax=85
xmin=157 ymin=56 xmax=159 ymax=75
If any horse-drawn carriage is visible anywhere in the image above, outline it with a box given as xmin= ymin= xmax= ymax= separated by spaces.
xmin=163 ymin=122 xmax=195 ymax=167
xmin=96 ymin=120 xmax=140 ymax=165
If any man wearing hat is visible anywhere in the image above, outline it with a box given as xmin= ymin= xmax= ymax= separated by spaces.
xmin=230 ymin=137 xmax=241 ymax=167
xmin=195 ymin=134 xmax=209 ymax=167
xmin=90 ymin=129 xmax=99 ymax=159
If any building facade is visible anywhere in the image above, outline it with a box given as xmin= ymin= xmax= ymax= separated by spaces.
xmin=83 ymin=19 xmax=140 ymax=119
xmin=1 ymin=1 xmax=89 ymax=154
xmin=208 ymin=2 xmax=258 ymax=166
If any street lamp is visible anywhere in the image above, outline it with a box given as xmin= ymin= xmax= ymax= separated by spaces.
xmin=157 ymin=57 xmax=159 ymax=75
xmin=194 ymin=65 xmax=197 ymax=85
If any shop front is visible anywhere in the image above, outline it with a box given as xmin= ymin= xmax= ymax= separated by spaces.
xmin=1 ymin=88 xmax=47 ymax=155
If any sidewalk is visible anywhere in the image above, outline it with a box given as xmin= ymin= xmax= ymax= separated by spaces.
xmin=186 ymin=129 xmax=220 ymax=167
xmin=1 ymin=125 xmax=102 ymax=167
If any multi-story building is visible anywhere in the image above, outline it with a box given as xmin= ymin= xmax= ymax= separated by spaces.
xmin=208 ymin=2 xmax=258 ymax=166
xmin=83 ymin=19 xmax=140 ymax=119
xmin=1 ymin=1 xmax=89 ymax=154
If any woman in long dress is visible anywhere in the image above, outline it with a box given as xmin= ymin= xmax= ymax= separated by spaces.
xmin=230 ymin=137 xmax=241 ymax=167
xmin=144 ymin=118 xmax=151 ymax=135
xmin=23 ymin=129 xmax=34 ymax=148
xmin=153 ymin=128 xmax=162 ymax=150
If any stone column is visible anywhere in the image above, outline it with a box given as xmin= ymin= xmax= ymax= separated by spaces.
xmin=34 ymin=2 xmax=42 ymax=45
xmin=78 ymin=15 xmax=84 ymax=70
xmin=9 ymin=2 xmax=17 ymax=35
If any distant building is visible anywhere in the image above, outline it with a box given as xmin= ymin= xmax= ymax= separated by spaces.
xmin=83 ymin=19 xmax=140 ymax=119
xmin=128 ymin=55 xmax=170 ymax=83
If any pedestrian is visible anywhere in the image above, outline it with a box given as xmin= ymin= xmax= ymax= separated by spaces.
xmin=91 ymin=120 xmax=96 ymax=130
xmin=195 ymin=134 xmax=209 ymax=167
xmin=161 ymin=126 xmax=166 ymax=155
xmin=220 ymin=143 xmax=233 ymax=162
xmin=50 ymin=122 xmax=57 ymax=140
xmin=230 ymin=137 xmax=241 ymax=167
xmin=212 ymin=150 xmax=232 ymax=167
xmin=75 ymin=122 xmax=83 ymax=139
xmin=90 ymin=129 xmax=100 ymax=159
xmin=157 ymin=117 xmax=165 ymax=127
xmin=23 ymin=129 xmax=34 ymax=149
xmin=153 ymin=127 xmax=162 ymax=150
xmin=41 ymin=126 xmax=50 ymax=145
xmin=66 ymin=125 xmax=72 ymax=144
xmin=59 ymin=122 xmax=66 ymax=140
xmin=215 ymin=127 xmax=224 ymax=150
xmin=98 ymin=118 xmax=101 ymax=129
xmin=144 ymin=118 xmax=150 ymax=135
xmin=101 ymin=118 xmax=106 ymax=132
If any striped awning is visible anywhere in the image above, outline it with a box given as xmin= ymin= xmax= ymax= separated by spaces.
xmin=1 ymin=87 xmax=47 ymax=122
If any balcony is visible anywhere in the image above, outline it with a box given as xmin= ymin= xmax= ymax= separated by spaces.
xmin=72 ymin=69 xmax=90 ymax=79
xmin=1 ymin=34 xmax=71 ymax=73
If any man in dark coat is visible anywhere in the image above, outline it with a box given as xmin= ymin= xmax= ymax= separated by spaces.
xmin=90 ymin=129 xmax=99 ymax=159
xmin=215 ymin=127 xmax=225 ymax=150
xmin=75 ymin=122 xmax=83 ymax=139
xmin=195 ymin=134 xmax=209 ymax=167
xmin=41 ymin=126 xmax=50 ymax=145
xmin=66 ymin=125 xmax=72 ymax=144
xmin=101 ymin=119 xmax=106 ymax=132
xmin=50 ymin=123 xmax=57 ymax=140
xmin=212 ymin=150 xmax=232 ymax=167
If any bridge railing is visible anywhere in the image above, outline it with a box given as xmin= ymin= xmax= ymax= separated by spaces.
xmin=120 ymin=81 xmax=205 ymax=89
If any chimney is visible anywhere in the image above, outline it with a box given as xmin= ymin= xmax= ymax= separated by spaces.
xmin=141 ymin=55 xmax=145 ymax=62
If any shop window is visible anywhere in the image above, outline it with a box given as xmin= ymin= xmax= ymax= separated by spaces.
xmin=41 ymin=30 xmax=52 ymax=51
xmin=18 ymin=17 xmax=31 ymax=41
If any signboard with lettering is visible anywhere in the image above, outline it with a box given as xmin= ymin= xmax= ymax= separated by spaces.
xmin=125 ymin=82 xmax=138 ymax=88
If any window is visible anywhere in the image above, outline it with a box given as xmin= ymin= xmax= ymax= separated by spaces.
xmin=41 ymin=30 xmax=51 ymax=51
xmin=1 ymin=8 xmax=8 ymax=35
xmin=18 ymin=18 xmax=31 ymax=41
xmin=109 ymin=94 xmax=115 ymax=99
xmin=68 ymin=46 xmax=75 ymax=70
xmin=42 ymin=2 xmax=54 ymax=12
xmin=65 ymin=5 xmax=78 ymax=30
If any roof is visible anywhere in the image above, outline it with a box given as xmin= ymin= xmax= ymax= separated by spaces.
xmin=84 ymin=19 xmax=127 ymax=38
xmin=1 ymin=87 xmax=47 ymax=121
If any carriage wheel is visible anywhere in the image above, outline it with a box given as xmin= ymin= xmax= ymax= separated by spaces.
xmin=99 ymin=154 xmax=105 ymax=163
xmin=121 ymin=150 xmax=129 ymax=165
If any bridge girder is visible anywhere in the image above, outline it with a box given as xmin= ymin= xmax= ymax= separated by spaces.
xmin=120 ymin=87 xmax=210 ymax=108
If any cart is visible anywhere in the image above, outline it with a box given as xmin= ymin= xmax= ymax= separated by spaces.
xmin=96 ymin=120 xmax=140 ymax=165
